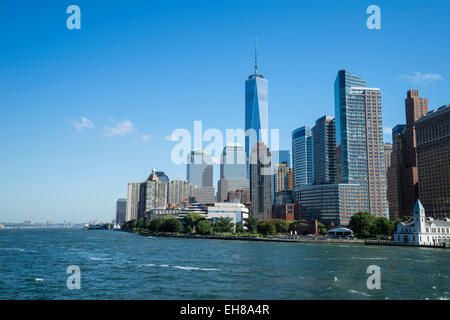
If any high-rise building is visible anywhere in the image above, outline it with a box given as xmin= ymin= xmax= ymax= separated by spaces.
xmin=272 ymin=150 xmax=291 ymax=167
xmin=386 ymin=90 xmax=428 ymax=220
xmin=249 ymin=142 xmax=272 ymax=221
xmin=144 ymin=170 xmax=168 ymax=213
xmin=217 ymin=144 xmax=249 ymax=202
xmin=312 ymin=116 xmax=337 ymax=184
xmin=126 ymin=182 xmax=146 ymax=221
xmin=115 ymin=199 xmax=127 ymax=225
xmin=334 ymin=70 xmax=387 ymax=217
xmin=245 ymin=39 xmax=268 ymax=165
xmin=186 ymin=149 xmax=213 ymax=187
xmin=273 ymin=161 xmax=293 ymax=193
xmin=387 ymin=124 xmax=406 ymax=220
xmin=167 ymin=178 xmax=198 ymax=207
xmin=148 ymin=170 xmax=169 ymax=184
xmin=384 ymin=143 xmax=393 ymax=172
xmin=292 ymin=126 xmax=313 ymax=188
xmin=416 ymin=104 xmax=450 ymax=219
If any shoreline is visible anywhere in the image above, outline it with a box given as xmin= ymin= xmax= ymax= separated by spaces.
xmin=132 ymin=231 xmax=365 ymax=244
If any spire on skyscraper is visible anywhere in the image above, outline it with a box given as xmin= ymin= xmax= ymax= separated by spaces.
xmin=254 ymin=37 xmax=258 ymax=75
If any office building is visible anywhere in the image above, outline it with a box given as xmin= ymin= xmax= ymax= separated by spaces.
xmin=186 ymin=149 xmax=213 ymax=187
xmin=312 ymin=116 xmax=337 ymax=184
xmin=272 ymin=150 xmax=291 ymax=167
xmin=144 ymin=170 xmax=168 ymax=213
xmin=249 ymin=142 xmax=272 ymax=221
xmin=217 ymin=144 xmax=249 ymax=202
xmin=292 ymin=126 xmax=313 ymax=188
xmin=384 ymin=143 xmax=393 ymax=172
xmin=245 ymin=39 xmax=268 ymax=164
xmin=334 ymin=70 xmax=387 ymax=217
xmin=273 ymin=190 xmax=295 ymax=221
xmin=273 ymin=161 xmax=294 ymax=193
xmin=126 ymin=182 xmax=146 ymax=221
xmin=115 ymin=199 xmax=127 ymax=225
xmin=167 ymin=178 xmax=198 ymax=207
xmin=296 ymin=183 xmax=366 ymax=226
xmin=227 ymin=189 xmax=250 ymax=205
xmin=416 ymin=104 xmax=450 ymax=219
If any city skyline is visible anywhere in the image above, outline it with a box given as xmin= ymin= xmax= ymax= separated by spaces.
xmin=1 ymin=1 xmax=449 ymax=222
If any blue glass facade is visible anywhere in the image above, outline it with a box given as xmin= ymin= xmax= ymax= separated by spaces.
xmin=220 ymin=144 xmax=247 ymax=179
xmin=292 ymin=126 xmax=313 ymax=188
xmin=245 ymin=75 xmax=268 ymax=163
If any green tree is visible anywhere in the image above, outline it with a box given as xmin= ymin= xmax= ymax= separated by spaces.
xmin=272 ymin=219 xmax=290 ymax=233
xmin=245 ymin=217 xmax=258 ymax=233
xmin=213 ymin=217 xmax=234 ymax=233
xmin=235 ymin=223 xmax=245 ymax=234
xmin=257 ymin=220 xmax=276 ymax=236
xmin=349 ymin=211 xmax=376 ymax=238
xmin=160 ymin=217 xmax=183 ymax=233
xmin=183 ymin=212 xmax=204 ymax=233
xmin=375 ymin=217 xmax=395 ymax=237
xmin=196 ymin=219 xmax=212 ymax=235
xmin=317 ymin=222 xmax=327 ymax=234
xmin=149 ymin=219 xmax=164 ymax=232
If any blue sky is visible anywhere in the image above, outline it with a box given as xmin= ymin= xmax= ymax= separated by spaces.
xmin=0 ymin=0 xmax=449 ymax=223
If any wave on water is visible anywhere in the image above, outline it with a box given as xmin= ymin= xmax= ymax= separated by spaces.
xmin=89 ymin=257 xmax=112 ymax=261
xmin=140 ymin=264 xmax=221 ymax=271
xmin=348 ymin=290 xmax=371 ymax=297
xmin=0 ymin=248 xmax=25 ymax=252
xmin=34 ymin=278 xmax=44 ymax=282
xmin=351 ymin=257 xmax=389 ymax=260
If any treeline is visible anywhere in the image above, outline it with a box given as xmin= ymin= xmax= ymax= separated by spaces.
xmin=349 ymin=211 xmax=411 ymax=238
xmin=121 ymin=213 xmax=327 ymax=236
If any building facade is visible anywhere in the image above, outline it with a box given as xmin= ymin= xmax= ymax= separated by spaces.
xmin=292 ymin=126 xmax=313 ymax=188
xmin=167 ymin=178 xmax=198 ymax=207
xmin=144 ymin=172 xmax=168 ymax=213
xmin=334 ymin=70 xmax=388 ymax=218
xmin=186 ymin=149 xmax=213 ymax=187
xmin=415 ymin=104 xmax=450 ymax=219
xmin=312 ymin=115 xmax=337 ymax=184
xmin=296 ymin=183 xmax=366 ymax=226
xmin=394 ymin=200 xmax=450 ymax=246
xmin=249 ymin=142 xmax=272 ymax=221
xmin=217 ymin=144 xmax=249 ymax=202
xmin=245 ymin=41 xmax=268 ymax=165
xmin=273 ymin=161 xmax=294 ymax=193
xmin=125 ymin=182 xmax=146 ymax=221
xmin=115 ymin=199 xmax=127 ymax=225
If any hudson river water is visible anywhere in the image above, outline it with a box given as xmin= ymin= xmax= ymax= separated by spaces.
xmin=0 ymin=228 xmax=448 ymax=299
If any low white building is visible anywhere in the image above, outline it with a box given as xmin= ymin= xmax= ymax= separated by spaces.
xmin=394 ymin=200 xmax=450 ymax=246
xmin=206 ymin=202 xmax=249 ymax=229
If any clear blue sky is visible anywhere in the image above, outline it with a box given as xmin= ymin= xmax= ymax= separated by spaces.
xmin=1 ymin=0 xmax=449 ymax=223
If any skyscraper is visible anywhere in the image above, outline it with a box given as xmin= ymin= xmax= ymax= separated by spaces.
xmin=167 ymin=178 xmax=198 ymax=207
xmin=292 ymin=126 xmax=313 ymax=188
xmin=217 ymin=144 xmax=249 ymax=202
xmin=249 ymin=142 xmax=272 ymax=221
xmin=186 ymin=149 xmax=213 ymax=187
xmin=115 ymin=199 xmax=127 ymax=225
xmin=126 ymin=182 xmax=146 ymax=221
xmin=416 ymin=104 xmax=450 ymax=219
xmin=245 ymin=39 xmax=268 ymax=164
xmin=272 ymin=150 xmax=291 ymax=167
xmin=273 ymin=161 xmax=293 ymax=193
xmin=144 ymin=170 xmax=168 ymax=213
xmin=312 ymin=116 xmax=337 ymax=184
xmin=334 ymin=70 xmax=387 ymax=217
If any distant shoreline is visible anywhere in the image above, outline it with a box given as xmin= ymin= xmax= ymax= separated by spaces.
xmin=131 ymin=231 xmax=365 ymax=244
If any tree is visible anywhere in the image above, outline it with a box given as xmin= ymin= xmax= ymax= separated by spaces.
xmin=235 ymin=223 xmax=245 ymax=234
xmin=272 ymin=219 xmax=290 ymax=234
xmin=149 ymin=219 xmax=164 ymax=232
xmin=257 ymin=220 xmax=276 ymax=236
xmin=245 ymin=217 xmax=259 ymax=233
xmin=374 ymin=217 xmax=395 ymax=237
xmin=213 ymin=217 xmax=234 ymax=233
xmin=349 ymin=211 xmax=376 ymax=238
xmin=183 ymin=212 xmax=204 ymax=233
xmin=160 ymin=217 xmax=183 ymax=233
xmin=317 ymin=222 xmax=327 ymax=234
xmin=196 ymin=219 xmax=212 ymax=235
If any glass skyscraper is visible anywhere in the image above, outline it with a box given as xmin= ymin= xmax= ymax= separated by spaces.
xmin=217 ymin=144 xmax=249 ymax=202
xmin=186 ymin=149 xmax=213 ymax=187
xmin=292 ymin=126 xmax=313 ymax=189
xmin=334 ymin=70 xmax=388 ymax=217
xmin=245 ymin=42 xmax=268 ymax=164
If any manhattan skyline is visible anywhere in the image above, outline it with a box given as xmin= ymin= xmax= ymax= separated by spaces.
xmin=1 ymin=0 xmax=449 ymax=223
